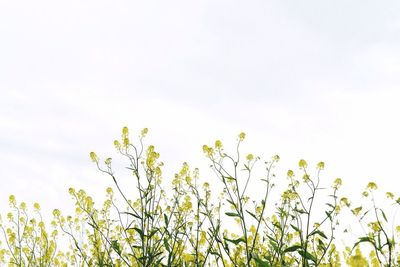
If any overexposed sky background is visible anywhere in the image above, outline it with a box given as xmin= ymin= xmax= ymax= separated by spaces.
xmin=1 ymin=0 xmax=400 ymax=218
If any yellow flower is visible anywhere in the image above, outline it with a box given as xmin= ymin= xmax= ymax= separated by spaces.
xmin=19 ymin=202 xmax=26 ymax=210
xmin=114 ymin=140 xmax=121 ymax=150
xmin=89 ymin=152 xmax=99 ymax=162
xmin=333 ymin=178 xmax=342 ymax=189
xmin=141 ymin=127 xmax=148 ymax=137
xmin=123 ymin=137 xmax=130 ymax=147
xmin=202 ymin=145 xmax=214 ymax=156
xmin=386 ymin=192 xmax=394 ymax=199
xmin=246 ymin=154 xmax=254 ymax=161
xmin=302 ymin=174 xmax=310 ymax=182
xmin=366 ymin=182 xmax=378 ymax=190
xmin=53 ymin=209 xmax=61 ymax=217
xmin=9 ymin=195 xmax=16 ymax=206
xmin=33 ymin=202 xmax=40 ymax=210
xmin=239 ymin=132 xmax=246 ymax=141
xmin=68 ymin=187 xmax=75 ymax=195
xmin=273 ymin=154 xmax=280 ymax=161
xmin=215 ymin=140 xmax=222 ymax=149
xmin=106 ymin=187 xmax=113 ymax=195
xmin=122 ymin=126 xmax=129 ymax=136
xmin=352 ymin=206 xmax=362 ymax=216
xmin=298 ymin=159 xmax=307 ymax=168
xmin=104 ymin=157 xmax=112 ymax=165
xmin=249 ymin=225 xmax=257 ymax=235
xmin=340 ymin=197 xmax=350 ymax=207
xmin=317 ymin=161 xmax=325 ymax=170
xmin=287 ymin=170 xmax=294 ymax=177
xmin=369 ymin=222 xmax=380 ymax=232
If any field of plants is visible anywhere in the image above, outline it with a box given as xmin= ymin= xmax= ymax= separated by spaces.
xmin=0 ymin=127 xmax=399 ymax=266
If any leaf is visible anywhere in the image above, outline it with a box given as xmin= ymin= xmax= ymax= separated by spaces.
xmin=163 ymin=238 xmax=171 ymax=253
xmin=224 ymin=176 xmax=236 ymax=181
xmin=353 ymin=236 xmax=372 ymax=249
xmin=380 ymin=209 xmax=388 ymax=222
xmin=210 ymin=251 xmax=221 ymax=258
xmin=283 ymin=245 xmax=302 ymax=253
xmin=309 ymin=230 xmax=327 ymax=239
xmin=223 ymin=236 xmax=246 ymax=245
xmin=225 ymin=212 xmax=240 ymax=217
xmin=148 ymin=228 xmax=159 ymax=239
xmin=298 ymin=250 xmax=317 ymax=263
xmin=226 ymin=199 xmax=236 ymax=207
xmin=246 ymin=210 xmax=258 ymax=220
xmin=111 ymin=240 xmax=121 ymax=254
xmin=294 ymin=208 xmax=308 ymax=214
xmin=126 ymin=227 xmax=145 ymax=240
xmin=290 ymin=224 xmax=302 ymax=234
xmin=252 ymin=254 xmax=271 ymax=267
xmin=120 ymin=211 xmax=142 ymax=220
xmin=325 ymin=211 xmax=332 ymax=220
xmin=317 ymin=239 xmax=326 ymax=251
xmin=163 ymin=214 xmax=169 ymax=226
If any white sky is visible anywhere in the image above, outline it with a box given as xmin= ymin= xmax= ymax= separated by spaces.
xmin=1 ymin=0 xmax=400 ymax=222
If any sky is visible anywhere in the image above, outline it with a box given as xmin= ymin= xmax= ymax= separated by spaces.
xmin=1 ymin=0 xmax=400 ymax=222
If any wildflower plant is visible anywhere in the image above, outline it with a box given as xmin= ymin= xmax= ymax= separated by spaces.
xmin=0 ymin=126 xmax=399 ymax=266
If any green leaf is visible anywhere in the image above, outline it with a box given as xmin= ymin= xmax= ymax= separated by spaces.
xmin=223 ymin=236 xmax=246 ymax=245
xmin=298 ymin=250 xmax=317 ymax=263
xmin=224 ymin=176 xmax=236 ymax=181
xmin=163 ymin=214 xmax=169 ymax=226
xmin=163 ymin=238 xmax=171 ymax=253
xmin=353 ymin=236 xmax=372 ymax=249
xmin=120 ymin=211 xmax=142 ymax=220
xmin=290 ymin=224 xmax=302 ymax=234
xmin=126 ymin=227 xmax=145 ymax=240
xmin=294 ymin=208 xmax=307 ymax=214
xmin=252 ymin=255 xmax=271 ymax=267
xmin=225 ymin=212 xmax=240 ymax=217
xmin=246 ymin=210 xmax=258 ymax=220
xmin=111 ymin=240 xmax=121 ymax=254
xmin=380 ymin=209 xmax=388 ymax=222
xmin=309 ymin=230 xmax=327 ymax=239
xmin=148 ymin=228 xmax=159 ymax=239
xmin=283 ymin=245 xmax=302 ymax=253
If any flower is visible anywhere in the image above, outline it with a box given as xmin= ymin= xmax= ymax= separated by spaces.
xmin=202 ymin=145 xmax=214 ymax=157
xmin=53 ymin=209 xmax=61 ymax=217
xmin=33 ymin=202 xmax=40 ymax=210
xmin=317 ymin=161 xmax=325 ymax=170
xmin=366 ymin=182 xmax=378 ymax=191
xmin=106 ymin=187 xmax=113 ymax=195
xmin=298 ymin=159 xmax=307 ymax=168
xmin=352 ymin=206 xmax=362 ymax=216
xmin=215 ymin=140 xmax=222 ymax=149
xmin=333 ymin=178 xmax=342 ymax=189
xmin=246 ymin=154 xmax=254 ymax=161
xmin=9 ymin=195 xmax=16 ymax=206
xmin=114 ymin=140 xmax=121 ymax=150
xmin=386 ymin=192 xmax=394 ymax=199
xmin=90 ymin=152 xmax=99 ymax=162
xmin=105 ymin=157 xmax=112 ymax=165
xmin=239 ymin=132 xmax=246 ymax=141
xmin=122 ymin=126 xmax=129 ymax=136
xmin=141 ymin=128 xmax=148 ymax=137
xmin=340 ymin=197 xmax=350 ymax=207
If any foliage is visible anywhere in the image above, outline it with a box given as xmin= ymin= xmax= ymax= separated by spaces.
xmin=1 ymin=127 xmax=400 ymax=266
